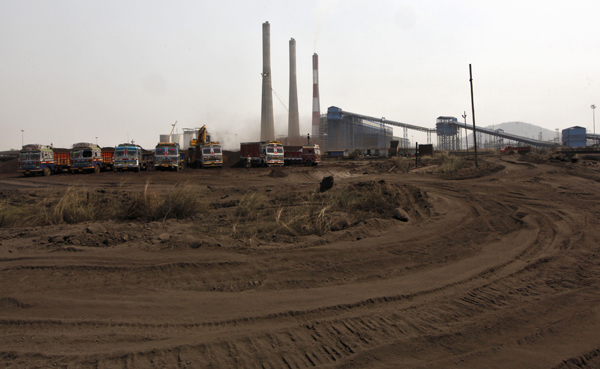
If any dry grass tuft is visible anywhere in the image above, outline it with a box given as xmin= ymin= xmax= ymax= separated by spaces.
xmin=0 ymin=182 xmax=210 ymax=227
xmin=224 ymin=180 xmax=424 ymax=242
xmin=435 ymin=152 xmax=466 ymax=173
xmin=1 ymin=180 xmax=430 ymax=245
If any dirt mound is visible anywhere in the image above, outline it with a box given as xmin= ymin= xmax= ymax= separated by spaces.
xmin=438 ymin=158 xmax=504 ymax=180
xmin=0 ymin=157 xmax=17 ymax=174
xmin=267 ymin=168 xmax=288 ymax=178
xmin=222 ymin=150 xmax=242 ymax=168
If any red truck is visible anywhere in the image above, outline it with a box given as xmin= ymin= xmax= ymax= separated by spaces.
xmin=240 ymin=141 xmax=284 ymax=167
xmin=500 ymin=145 xmax=531 ymax=155
xmin=283 ymin=144 xmax=321 ymax=166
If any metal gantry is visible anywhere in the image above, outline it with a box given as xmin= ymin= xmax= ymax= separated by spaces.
xmin=324 ymin=107 xmax=560 ymax=152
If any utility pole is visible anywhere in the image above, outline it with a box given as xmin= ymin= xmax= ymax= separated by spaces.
xmin=382 ymin=117 xmax=386 ymax=155
xmin=21 ymin=130 xmax=24 ymax=147
xmin=462 ymin=111 xmax=468 ymax=153
xmin=415 ymin=142 xmax=418 ymax=168
xmin=469 ymin=64 xmax=478 ymax=168
xmin=592 ymin=105 xmax=596 ymax=145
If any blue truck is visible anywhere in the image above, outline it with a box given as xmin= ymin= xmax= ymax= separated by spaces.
xmin=70 ymin=142 xmax=104 ymax=174
xmin=154 ymin=142 xmax=186 ymax=171
xmin=18 ymin=144 xmax=70 ymax=176
xmin=114 ymin=143 xmax=153 ymax=172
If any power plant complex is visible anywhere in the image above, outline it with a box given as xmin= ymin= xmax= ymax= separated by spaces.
xmin=260 ymin=21 xmax=598 ymax=154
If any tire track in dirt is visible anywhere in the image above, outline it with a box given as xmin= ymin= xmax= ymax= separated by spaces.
xmin=1 ymin=184 xmax=572 ymax=367
xmin=2 ymin=158 xmax=600 ymax=368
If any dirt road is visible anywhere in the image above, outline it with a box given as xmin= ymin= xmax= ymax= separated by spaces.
xmin=1 ymin=156 xmax=600 ymax=368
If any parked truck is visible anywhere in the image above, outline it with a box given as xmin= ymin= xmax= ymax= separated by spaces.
xmin=114 ymin=143 xmax=153 ymax=172
xmin=500 ymin=145 xmax=531 ymax=155
xmin=154 ymin=142 xmax=185 ymax=171
xmin=70 ymin=142 xmax=104 ymax=174
xmin=240 ymin=141 xmax=284 ymax=167
xmin=188 ymin=125 xmax=223 ymax=168
xmin=283 ymin=144 xmax=321 ymax=166
xmin=196 ymin=141 xmax=223 ymax=168
xmin=101 ymin=147 xmax=115 ymax=171
xmin=18 ymin=144 xmax=70 ymax=176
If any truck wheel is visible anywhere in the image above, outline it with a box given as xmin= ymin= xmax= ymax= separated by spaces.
xmin=304 ymin=159 xmax=313 ymax=167
xmin=94 ymin=165 xmax=100 ymax=174
xmin=43 ymin=166 xmax=52 ymax=176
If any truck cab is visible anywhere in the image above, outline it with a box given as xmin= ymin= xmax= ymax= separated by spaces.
xmin=197 ymin=141 xmax=223 ymax=168
xmin=154 ymin=142 xmax=184 ymax=171
xmin=264 ymin=141 xmax=284 ymax=167
xmin=114 ymin=143 xmax=146 ymax=172
xmin=18 ymin=144 xmax=54 ymax=176
xmin=70 ymin=143 xmax=103 ymax=174
xmin=301 ymin=144 xmax=321 ymax=166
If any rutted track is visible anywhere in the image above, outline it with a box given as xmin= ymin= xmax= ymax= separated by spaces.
xmin=1 ymin=157 xmax=600 ymax=368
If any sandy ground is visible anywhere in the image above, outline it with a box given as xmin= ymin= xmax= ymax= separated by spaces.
xmin=1 ymin=154 xmax=600 ymax=368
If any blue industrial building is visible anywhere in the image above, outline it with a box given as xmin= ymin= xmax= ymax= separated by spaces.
xmin=562 ymin=126 xmax=587 ymax=147
xmin=436 ymin=116 xmax=462 ymax=151
xmin=325 ymin=106 xmax=394 ymax=152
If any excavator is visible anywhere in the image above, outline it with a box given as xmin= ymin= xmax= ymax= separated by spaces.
xmin=190 ymin=125 xmax=223 ymax=168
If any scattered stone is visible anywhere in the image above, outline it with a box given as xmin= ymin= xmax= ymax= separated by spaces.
xmin=86 ymin=224 xmax=107 ymax=235
xmin=393 ymin=208 xmax=410 ymax=222
xmin=48 ymin=236 xmax=62 ymax=244
xmin=158 ymin=233 xmax=171 ymax=241
xmin=122 ymin=234 xmax=130 ymax=242
xmin=330 ymin=214 xmax=350 ymax=231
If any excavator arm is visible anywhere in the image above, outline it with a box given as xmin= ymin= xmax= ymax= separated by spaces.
xmin=198 ymin=125 xmax=207 ymax=144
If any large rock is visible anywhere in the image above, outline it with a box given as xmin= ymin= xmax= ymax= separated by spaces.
xmin=393 ymin=208 xmax=410 ymax=222
xmin=320 ymin=176 xmax=334 ymax=192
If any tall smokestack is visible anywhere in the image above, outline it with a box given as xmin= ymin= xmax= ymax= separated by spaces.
xmin=261 ymin=21 xmax=275 ymax=142
xmin=288 ymin=38 xmax=300 ymax=139
xmin=312 ymin=53 xmax=320 ymax=138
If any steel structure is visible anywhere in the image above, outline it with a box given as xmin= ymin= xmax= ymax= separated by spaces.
xmin=586 ymin=132 xmax=599 ymax=145
xmin=325 ymin=108 xmax=393 ymax=151
xmin=323 ymin=107 xmax=560 ymax=152
xmin=326 ymin=107 xmax=433 ymax=151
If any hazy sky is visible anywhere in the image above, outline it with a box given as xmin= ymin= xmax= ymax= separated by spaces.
xmin=1 ymin=0 xmax=599 ymax=150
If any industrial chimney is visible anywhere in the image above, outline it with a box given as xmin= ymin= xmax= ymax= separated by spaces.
xmin=312 ymin=53 xmax=320 ymax=138
xmin=261 ymin=22 xmax=275 ymax=142
xmin=288 ymin=38 xmax=300 ymax=139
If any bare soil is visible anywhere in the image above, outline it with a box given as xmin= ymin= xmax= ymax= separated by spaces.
xmin=2 ymin=154 xmax=600 ymax=368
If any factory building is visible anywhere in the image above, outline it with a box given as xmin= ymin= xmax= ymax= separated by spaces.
xmin=562 ymin=126 xmax=587 ymax=147
xmin=324 ymin=107 xmax=395 ymax=152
